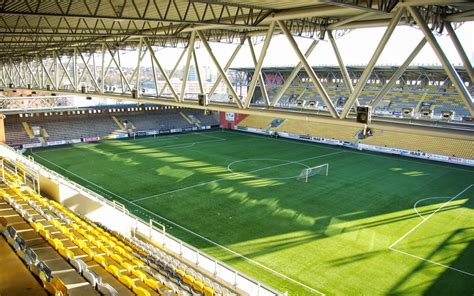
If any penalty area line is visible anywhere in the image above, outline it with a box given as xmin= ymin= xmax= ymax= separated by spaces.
xmin=388 ymin=184 xmax=474 ymax=277
xmin=31 ymin=152 xmax=326 ymax=295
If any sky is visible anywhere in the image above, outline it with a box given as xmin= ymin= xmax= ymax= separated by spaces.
xmin=119 ymin=21 xmax=474 ymax=70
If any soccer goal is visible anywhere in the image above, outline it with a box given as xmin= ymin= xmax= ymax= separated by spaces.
xmin=296 ymin=164 xmax=328 ymax=182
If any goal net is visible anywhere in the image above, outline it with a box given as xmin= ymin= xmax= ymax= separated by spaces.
xmin=296 ymin=164 xmax=328 ymax=183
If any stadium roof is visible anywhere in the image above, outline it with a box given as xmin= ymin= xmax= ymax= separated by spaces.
xmin=0 ymin=0 xmax=473 ymax=60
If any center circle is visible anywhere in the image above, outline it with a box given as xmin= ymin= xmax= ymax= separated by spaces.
xmin=227 ymin=158 xmax=310 ymax=180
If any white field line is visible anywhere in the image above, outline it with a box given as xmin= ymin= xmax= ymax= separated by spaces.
xmin=114 ymin=138 xmax=226 ymax=156
xmin=389 ymin=247 xmax=474 ymax=277
xmin=412 ymin=197 xmax=450 ymax=219
xmin=30 ymin=152 xmax=326 ymax=295
xmin=389 ymin=184 xmax=474 ymax=276
xmin=224 ymin=130 xmax=474 ymax=173
xmin=192 ymin=132 xmax=227 ymax=140
xmin=131 ymin=151 xmax=344 ymax=203
xmin=389 ymin=184 xmax=473 ymax=249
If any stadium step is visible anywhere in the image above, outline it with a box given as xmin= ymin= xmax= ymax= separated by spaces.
xmin=111 ymin=116 xmax=125 ymax=130
xmin=21 ymin=122 xmax=35 ymax=139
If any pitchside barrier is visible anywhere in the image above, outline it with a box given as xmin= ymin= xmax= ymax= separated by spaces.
xmin=234 ymin=126 xmax=474 ymax=167
xmin=0 ymin=144 xmax=283 ymax=296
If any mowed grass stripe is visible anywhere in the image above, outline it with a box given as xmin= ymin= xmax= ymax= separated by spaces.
xmin=30 ymin=130 xmax=474 ymax=295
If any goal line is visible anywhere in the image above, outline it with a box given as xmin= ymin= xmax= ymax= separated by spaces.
xmin=296 ymin=163 xmax=329 ymax=183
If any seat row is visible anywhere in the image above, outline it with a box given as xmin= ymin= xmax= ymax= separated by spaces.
xmin=1 ymin=168 xmax=235 ymax=296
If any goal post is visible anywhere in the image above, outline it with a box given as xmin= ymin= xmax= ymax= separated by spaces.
xmin=296 ymin=164 xmax=328 ymax=183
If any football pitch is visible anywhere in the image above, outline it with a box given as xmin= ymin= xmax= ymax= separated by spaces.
xmin=29 ymin=130 xmax=474 ymax=295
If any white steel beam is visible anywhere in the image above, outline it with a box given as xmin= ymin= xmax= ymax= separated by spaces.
xmin=340 ymin=8 xmax=403 ymax=118
xmin=271 ymin=40 xmax=318 ymax=107
xmin=277 ymin=20 xmax=338 ymax=118
xmin=180 ymin=31 xmax=196 ymax=102
xmin=158 ymin=48 xmax=187 ymax=97
xmin=39 ymin=56 xmax=56 ymax=89
xmin=370 ymin=38 xmax=427 ymax=108
xmin=444 ymin=21 xmax=474 ymax=82
xmin=328 ymin=30 xmax=359 ymax=107
xmin=143 ymin=38 xmax=179 ymax=101
xmin=197 ymin=30 xmax=243 ymax=108
xmin=245 ymin=22 xmax=275 ymax=108
xmin=193 ymin=50 xmax=204 ymax=95
xmin=78 ymin=51 xmax=101 ymax=92
xmin=247 ymin=37 xmax=271 ymax=107
xmin=208 ymin=42 xmax=244 ymax=99
xmin=55 ymin=51 xmax=75 ymax=89
xmin=408 ymin=6 xmax=473 ymax=116
xmin=105 ymin=44 xmax=132 ymax=93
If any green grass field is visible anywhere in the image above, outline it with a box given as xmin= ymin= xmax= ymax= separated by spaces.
xmin=29 ymin=130 xmax=474 ymax=295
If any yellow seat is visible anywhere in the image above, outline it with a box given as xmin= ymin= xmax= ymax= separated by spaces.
xmin=183 ymin=274 xmax=194 ymax=286
xmin=53 ymin=238 xmax=64 ymax=250
xmin=83 ymin=246 xmax=96 ymax=258
xmin=133 ymin=286 xmax=151 ymax=296
xmin=39 ymin=229 xmax=51 ymax=240
xmin=193 ymin=280 xmax=204 ymax=293
xmin=58 ymin=247 xmax=75 ymax=261
xmin=114 ymin=245 xmax=125 ymax=255
xmin=106 ymin=264 xmax=121 ymax=278
xmin=121 ymin=261 xmax=134 ymax=273
xmin=100 ymin=246 xmax=113 ymax=257
xmin=144 ymin=278 xmax=161 ymax=290
xmin=123 ymin=252 xmax=133 ymax=261
xmin=94 ymin=255 xmax=108 ymax=268
xmin=119 ymin=275 xmax=135 ymax=289
xmin=111 ymin=253 xmax=123 ymax=265
xmin=132 ymin=269 xmax=147 ymax=282
xmin=175 ymin=269 xmax=185 ymax=278
xmin=73 ymin=239 xmax=86 ymax=249
xmin=131 ymin=258 xmax=144 ymax=268
xmin=204 ymin=286 xmax=214 ymax=296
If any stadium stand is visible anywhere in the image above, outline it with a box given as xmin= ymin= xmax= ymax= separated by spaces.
xmin=238 ymin=115 xmax=474 ymax=159
xmin=3 ymin=107 xmax=220 ymax=147
xmin=0 ymin=165 xmax=236 ymax=296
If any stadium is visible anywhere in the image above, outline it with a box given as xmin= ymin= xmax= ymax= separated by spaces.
xmin=0 ymin=1 xmax=473 ymax=296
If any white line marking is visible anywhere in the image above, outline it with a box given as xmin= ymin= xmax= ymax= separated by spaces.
xmin=192 ymin=132 xmax=227 ymax=140
xmin=114 ymin=138 xmax=226 ymax=156
xmin=225 ymin=130 xmax=474 ymax=173
xmin=412 ymin=197 xmax=450 ymax=219
xmin=132 ymin=151 xmax=344 ymax=203
xmin=30 ymin=152 xmax=326 ymax=295
xmin=389 ymin=184 xmax=474 ymax=277
xmin=389 ymin=246 xmax=474 ymax=277
xmin=389 ymin=184 xmax=473 ymax=249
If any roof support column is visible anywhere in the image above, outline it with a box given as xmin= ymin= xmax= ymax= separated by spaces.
xmin=39 ymin=56 xmax=56 ymax=89
xmin=328 ymin=30 xmax=359 ymax=107
xmin=73 ymin=49 xmax=78 ymax=91
xmin=444 ymin=21 xmax=474 ymax=83
xmin=370 ymin=38 xmax=427 ymax=108
xmin=133 ymin=38 xmax=144 ymax=93
xmin=197 ymin=30 xmax=243 ymax=108
xmin=207 ymin=42 xmax=244 ymax=100
xmin=101 ymin=44 xmax=106 ymax=93
xmin=180 ymin=31 xmax=196 ymax=102
xmin=193 ymin=50 xmax=204 ymax=95
xmin=143 ymin=38 xmax=179 ymax=101
xmin=408 ymin=6 xmax=473 ymax=116
xmin=247 ymin=36 xmax=271 ymax=107
xmin=340 ymin=8 xmax=403 ymax=118
xmin=277 ymin=19 xmax=338 ymax=118
xmin=105 ymin=44 xmax=132 ymax=93
xmin=245 ymin=22 xmax=275 ymax=108
xmin=78 ymin=50 xmax=101 ymax=92
xmin=271 ymin=40 xmax=318 ymax=107
xmin=158 ymin=48 xmax=186 ymax=97
xmin=11 ymin=59 xmax=26 ymax=87
xmin=55 ymin=51 xmax=75 ymax=90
